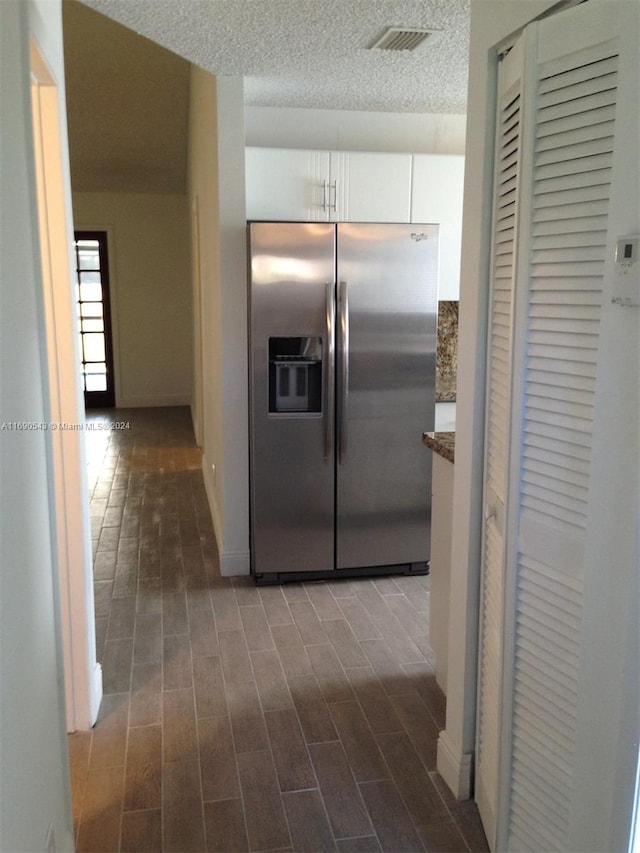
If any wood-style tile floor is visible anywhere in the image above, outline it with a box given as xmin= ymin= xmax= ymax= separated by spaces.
xmin=68 ymin=407 xmax=489 ymax=853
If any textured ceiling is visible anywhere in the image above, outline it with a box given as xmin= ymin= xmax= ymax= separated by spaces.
xmin=79 ymin=0 xmax=471 ymax=114
xmin=64 ymin=0 xmax=470 ymax=193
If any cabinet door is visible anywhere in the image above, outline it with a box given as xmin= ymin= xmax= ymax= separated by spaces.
xmin=410 ymin=154 xmax=465 ymax=299
xmin=245 ymin=148 xmax=330 ymax=221
xmin=332 ymin=152 xmax=412 ymax=223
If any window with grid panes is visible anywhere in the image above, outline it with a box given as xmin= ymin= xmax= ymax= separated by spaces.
xmin=73 ymin=231 xmax=115 ymax=407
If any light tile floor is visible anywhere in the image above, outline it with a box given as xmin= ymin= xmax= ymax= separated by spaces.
xmin=68 ymin=407 xmax=489 ymax=853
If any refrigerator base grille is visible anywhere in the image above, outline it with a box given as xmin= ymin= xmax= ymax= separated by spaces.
xmin=253 ymin=561 xmax=429 ymax=586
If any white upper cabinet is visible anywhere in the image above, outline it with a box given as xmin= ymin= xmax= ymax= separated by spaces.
xmin=245 ymin=148 xmax=331 ymax=222
xmin=245 ymin=148 xmax=412 ymax=223
xmin=334 ymin=152 xmax=412 ymax=222
xmin=411 ymin=154 xmax=465 ymax=300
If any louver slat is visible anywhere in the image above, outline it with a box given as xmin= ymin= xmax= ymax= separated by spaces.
xmin=515 ymin=703 xmax=575 ymax=759
xmin=476 ymin=78 xmax=521 ymax=836
xmin=536 ymin=151 xmax=612 ymax=180
xmin=523 ymin=445 xmax=590 ymax=480
xmin=506 ymin=45 xmax=617 ymax=851
xmin=537 ymin=54 xmax=618 ymax=93
xmin=538 ymin=85 xmax=617 ymax=123
xmin=534 ymin=198 xmax=610 ymax=222
xmin=537 ymin=70 xmax=617 ymax=107
xmin=535 ymin=167 xmax=611 ymax=194
xmin=536 ymin=110 xmax=615 ymax=145
xmin=534 ymin=184 xmax=610 ymax=208
xmin=532 ymin=214 xmax=608 ymax=236
xmin=536 ymin=134 xmax=614 ymax=165
xmin=520 ymin=420 xmax=593 ymax=452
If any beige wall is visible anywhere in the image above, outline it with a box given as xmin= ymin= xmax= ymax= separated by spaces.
xmin=73 ymin=192 xmax=192 ymax=407
xmin=1 ymin=0 xmax=75 ymax=848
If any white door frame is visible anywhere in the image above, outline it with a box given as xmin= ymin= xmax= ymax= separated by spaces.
xmin=30 ymin=37 xmax=102 ymax=732
xmin=191 ymin=194 xmax=205 ymax=445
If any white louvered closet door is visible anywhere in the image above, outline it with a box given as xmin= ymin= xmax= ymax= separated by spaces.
xmin=504 ymin=25 xmax=617 ymax=847
xmin=474 ymin=33 xmax=527 ymax=847
xmin=477 ymin=2 xmax=639 ymax=851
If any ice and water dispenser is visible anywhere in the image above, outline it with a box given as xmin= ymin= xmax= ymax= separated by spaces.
xmin=268 ymin=336 xmax=322 ymax=414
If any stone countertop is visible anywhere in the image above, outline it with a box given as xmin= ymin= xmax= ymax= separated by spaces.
xmin=422 ymin=431 xmax=455 ymax=464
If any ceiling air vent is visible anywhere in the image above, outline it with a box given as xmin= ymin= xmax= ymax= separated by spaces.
xmin=369 ymin=27 xmax=434 ymax=52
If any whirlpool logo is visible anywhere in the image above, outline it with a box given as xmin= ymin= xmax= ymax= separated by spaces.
xmin=410 ymin=232 xmax=429 ymax=242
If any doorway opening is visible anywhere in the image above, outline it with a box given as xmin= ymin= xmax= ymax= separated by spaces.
xmin=73 ymin=231 xmax=115 ymax=407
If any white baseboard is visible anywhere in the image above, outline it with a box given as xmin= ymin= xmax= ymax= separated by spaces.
xmin=88 ymin=661 xmax=103 ymax=728
xmin=202 ymin=452 xmax=223 ymax=547
xmin=220 ymin=550 xmax=251 ymax=576
xmin=190 ymin=403 xmax=202 ymax=446
xmin=67 ymin=660 xmax=102 ymax=733
xmin=57 ymin=827 xmax=76 ymax=853
xmin=437 ymin=729 xmax=473 ymax=800
xmin=115 ymin=394 xmax=191 ymax=408
xmin=201 ymin=454 xmax=251 ymax=577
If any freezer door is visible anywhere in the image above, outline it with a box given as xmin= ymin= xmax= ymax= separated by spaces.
xmin=335 ymin=223 xmax=437 ymax=570
xmin=248 ymin=222 xmax=336 ymax=575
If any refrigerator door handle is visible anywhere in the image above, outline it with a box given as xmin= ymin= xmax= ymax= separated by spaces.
xmin=338 ymin=280 xmax=349 ymax=463
xmin=325 ymin=282 xmax=335 ymax=462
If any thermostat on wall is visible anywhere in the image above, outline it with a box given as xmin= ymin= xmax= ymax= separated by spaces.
xmin=612 ymin=234 xmax=640 ymax=307
xmin=616 ymin=236 xmax=638 ymax=267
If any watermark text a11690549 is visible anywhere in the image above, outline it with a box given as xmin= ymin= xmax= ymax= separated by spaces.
xmin=1 ymin=421 xmax=130 ymax=432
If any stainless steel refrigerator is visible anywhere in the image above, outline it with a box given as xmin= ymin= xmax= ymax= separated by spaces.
xmin=248 ymin=221 xmax=438 ymax=583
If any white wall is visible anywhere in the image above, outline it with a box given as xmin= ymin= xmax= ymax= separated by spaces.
xmin=429 ymin=452 xmax=455 ymax=694
xmin=436 ymin=0 xmax=557 ymax=801
xmin=215 ymin=78 xmax=250 ymax=575
xmin=189 ymin=71 xmax=250 ymax=575
xmin=73 ymin=192 xmax=192 ymax=407
xmin=0 ymin=0 xmax=75 ymax=849
xmin=246 ymin=105 xmax=466 ymax=154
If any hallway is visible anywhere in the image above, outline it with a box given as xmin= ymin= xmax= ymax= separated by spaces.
xmin=68 ymin=407 xmax=488 ymax=852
